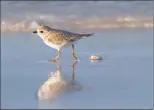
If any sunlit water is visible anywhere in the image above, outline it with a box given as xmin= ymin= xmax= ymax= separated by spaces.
xmin=1 ymin=1 xmax=153 ymax=109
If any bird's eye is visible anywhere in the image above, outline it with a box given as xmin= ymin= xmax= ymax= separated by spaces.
xmin=40 ymin=31 xmax=44 ymax=33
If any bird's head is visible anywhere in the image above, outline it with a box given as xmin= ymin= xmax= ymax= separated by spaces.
xmin=33 ymin=25 xmax=51 ymax=39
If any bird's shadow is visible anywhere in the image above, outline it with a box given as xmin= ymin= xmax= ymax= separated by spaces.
xmin=38 ymin=60 xmax=82 ymax=102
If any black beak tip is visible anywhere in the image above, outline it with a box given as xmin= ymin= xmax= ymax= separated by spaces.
xmin=33 ymin=31 xmax=37 ymax=33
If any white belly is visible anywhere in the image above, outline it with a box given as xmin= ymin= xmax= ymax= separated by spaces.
xmin=44 ymin=40 xmax=76 ymax=51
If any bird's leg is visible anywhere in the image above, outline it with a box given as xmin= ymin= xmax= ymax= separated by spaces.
xmin=54 ymin=61 xmax=62 ymax=71
xmin=72 ymin=44 xmax=78 ymax=60
xmin=72 ymin=61 xmax=78 ymax=81
xmin=51 ymin=50 xmax=61 ymax=63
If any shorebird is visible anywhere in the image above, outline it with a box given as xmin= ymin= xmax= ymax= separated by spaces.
xmin=33 ymin=25 xmax=94 ymax=62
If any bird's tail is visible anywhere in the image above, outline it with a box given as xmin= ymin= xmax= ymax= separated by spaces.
xmin=80 ymin=33 xmax=94 ymax=38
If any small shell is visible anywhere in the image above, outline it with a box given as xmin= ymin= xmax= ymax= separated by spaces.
xmin=90 ymin=55 xmax=102 ymax=60
xmin=91 ymin=60 xmax=100 ymax=63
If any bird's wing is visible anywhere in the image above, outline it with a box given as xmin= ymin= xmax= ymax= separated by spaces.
xmin=48 ymin=29 xmax=94 ymax=44
xmin=46 ymin=29 xmax=76 ymax=44
xmin=49 ymin=29 xmax=81 ymax=42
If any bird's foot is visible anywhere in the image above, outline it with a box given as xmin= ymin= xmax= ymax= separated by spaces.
xmin=48 ymin=59 xmax=57 ymax=63
xmin=73 ymin=57 xmax=80 ymax=61
xmin=72 ymin=54 xmax=79 ymax=61
xmin=75 ymin=59 xmax=80 ymax=61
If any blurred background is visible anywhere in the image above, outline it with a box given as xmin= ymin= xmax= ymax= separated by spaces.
xmin=1 ymin=1 xmax=153 ymax=33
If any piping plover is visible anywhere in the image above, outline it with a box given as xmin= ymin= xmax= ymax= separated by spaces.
xmin=33 ymin=25 xmax=94 ymax=62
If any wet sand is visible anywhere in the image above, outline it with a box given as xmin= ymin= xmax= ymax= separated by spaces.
xmin=1 ymin=29 xmax=153 ymax=109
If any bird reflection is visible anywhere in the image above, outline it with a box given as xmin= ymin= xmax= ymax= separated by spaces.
xmin=38 ymin=61 xmax=82 ymax=101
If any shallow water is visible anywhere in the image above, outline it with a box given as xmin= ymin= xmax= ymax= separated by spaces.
xmin=1 ymin=28 xmax=153 ymax=109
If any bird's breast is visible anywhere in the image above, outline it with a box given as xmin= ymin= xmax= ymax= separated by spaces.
xmin=44 ymin=40 xmax=60 ymax=50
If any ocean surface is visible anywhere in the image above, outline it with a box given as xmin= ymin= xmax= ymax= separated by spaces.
xmin=1 ymin=1 xmax=153 ymax=109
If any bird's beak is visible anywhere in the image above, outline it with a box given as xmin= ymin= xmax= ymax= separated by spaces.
xmin=33 ymin=31 xmax=37 ymax=33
